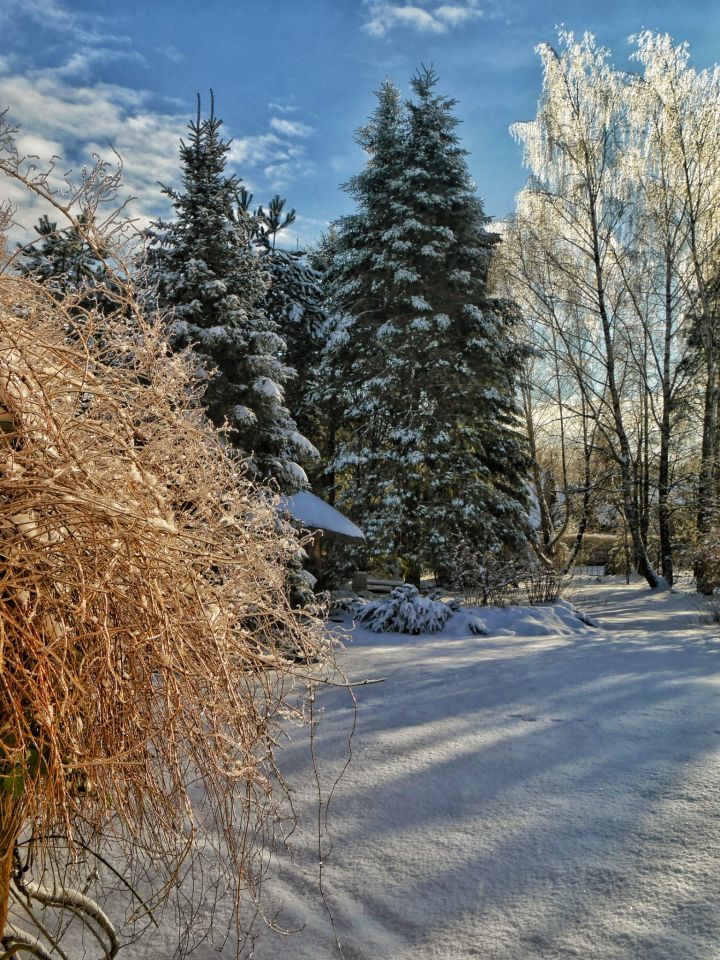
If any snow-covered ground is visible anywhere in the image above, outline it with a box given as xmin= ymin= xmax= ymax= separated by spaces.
xmin=123 ymin=575 xmax=720 ymax=959
xmin=246 ymin=576 xmax=720 ymax=960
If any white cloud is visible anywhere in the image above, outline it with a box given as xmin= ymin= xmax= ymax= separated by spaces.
xmin=0 ymin=0 xmax=316 ymax=245
xmin=228 ymin=134 xmax=284 ymax=167
xmin=365 ymin=4 xmax=445 ymax=36
xmin=363 ymin=0 xmax=483 ymax=36
xmin=436 ymin=4 xmax=482 ymax=25
xmin=264 ymin=157 xmax=315 ymax=192
xmin=157 ymin=43 xmax=183 ymax=64
xmin=0 ymin=67 xmax=185 ymax=240
xmin=54 ymin=47 xmax=146 ymax=80
xmin=0 ymin=0 xmax=130 ymax=48
xmin=269 ymin=117 xmax=314 ymax=138
xmin=0 ymin=70 xmax=316 ymax=243
xmin=268 ymin=101 xmax=299 ymax=114
xmin=264 ymin=162 xmax=296 ymax=188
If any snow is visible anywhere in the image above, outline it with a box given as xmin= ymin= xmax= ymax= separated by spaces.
xmin=525 ymin=479 xmax=542 ymax=531
xmin=286 ymin=429 xmax=320 ymax=459
xmin=201 ymin=279 xmax=228 ymax=295
xmin=253 ymin=376 xmax=284 ymax=400
xmin=62 ymin=576 xmax=720 ymax=958
xmin=409 ymin=317 xmax=430 ymax=331
xmin=279 ymin=490 xmax=365 ymax=541
xmin=284 ymin=461 xmax=308 ymax=486
xmin=231 ymin=404 xmax=256 ymax=423
xmin=408 ymin=295 xmax=432 ymax=311
xmin=246 ymin=575 xmax=720 ymax=960
xmin=393 ymin=267 xmax=420 ymax=283
xmin=445 ymin=596 xmax=599 ymax=638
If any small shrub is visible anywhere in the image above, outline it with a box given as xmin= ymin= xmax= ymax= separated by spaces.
xmin=705 ymin=591 xmax=720 ymax=624
xmin=694 ymin=526 xmax=720 ymax=594
xmin=445 ymin=543 xmax=526 ymax=607
xmin=355 ymin=584 xmax=457 ymax=634
xmin=605 ymin=540 xmax=631 ymax=578
xmin=525 ymin=569 xmax=571 ymax=605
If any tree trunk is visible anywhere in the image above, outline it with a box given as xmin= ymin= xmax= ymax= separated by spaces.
xmin=696 ymin=360 xmax=720 ymax=593
xmin=522 ymin=381 xmax=553 ymax=552
xmin=658 ymin=264 xmax=674 ymax=584
xmin=563 ymin=445 xmax=593 ymax=575
xmin=587 ymin=189 xmax=662 ymax=589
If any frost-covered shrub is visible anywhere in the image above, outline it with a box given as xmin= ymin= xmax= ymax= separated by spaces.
xmin=525 ymin=569 xmax=571 ymax=605
xmin=694 ymin=525 xmax=720 ymax=594
xmin=446 ymin=543 xmax=527 ymax=607
xmin=605 ymin=535 xmax=632 ymax=579
xmin=356 ymin=584 xmax=457 ymax=634
xmin=705 ymin=590 xmax=720 ymax=624
xmin=0 ymin=267 xmax=330 ymax=945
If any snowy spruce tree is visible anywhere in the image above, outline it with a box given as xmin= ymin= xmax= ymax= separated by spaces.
xmin=314 ymin=79 xmax=408 ymax=509
xmin=148 ymin=99 xmax=314 ymax=491
xmin=249 ymin=194 xmax=326 ymax=467
xmin=304 ymin=227 xmax=344 ymax=493
xmin=17 ymin=212 xmax=118 ymax=314
xmin=322 ymin=69 xmax=531 ymax=584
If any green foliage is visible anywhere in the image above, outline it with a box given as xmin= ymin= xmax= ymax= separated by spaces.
xmin=17 ymin=212 xmax=119 ymax=317
xmin=0 ymin=738 xmax=49 ymax=798
xmin=148 ymin=98 xmax=313 ymax=491
xmin=318 ymin=69 xmax=531 ymax=579
xmin=248 ymin=194 xmax=326 ymax=470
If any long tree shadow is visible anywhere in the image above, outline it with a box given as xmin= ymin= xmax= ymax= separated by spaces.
xmin=254 ymin=598 xmax=720 ymax=959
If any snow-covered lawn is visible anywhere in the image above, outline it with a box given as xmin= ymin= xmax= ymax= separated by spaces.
xmin=247 ymin=576 xmax=720 ymax=960
xmin=117 ymin=576 xmax=720 ymax=959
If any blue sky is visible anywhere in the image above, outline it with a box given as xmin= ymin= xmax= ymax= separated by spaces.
xmin=2 ymin=0 xmax=720 ymax=246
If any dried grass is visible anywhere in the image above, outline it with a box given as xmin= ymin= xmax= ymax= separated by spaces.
xmin=0 ymin=273 xmax=328 ymax=945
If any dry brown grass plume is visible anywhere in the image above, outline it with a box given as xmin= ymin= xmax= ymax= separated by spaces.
xmin=0 ymin=271 xmax=328 ymax=950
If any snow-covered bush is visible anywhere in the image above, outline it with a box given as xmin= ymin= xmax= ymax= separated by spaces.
xmin=356 ymin=584 xmax=457 ymax=634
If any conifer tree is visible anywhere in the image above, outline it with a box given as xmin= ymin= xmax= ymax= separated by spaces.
xmin=17 ymin=212 xmax=117 ymax=314
xmin=251 ymin=195 xmax=325 ymax=463
xmin=304 ymin=228 xmax=343 ymax=493
xmin=148 ymin=98 xmax=313 ymax=491
xmin=323 ymin=70 xmax=531 ymax=583
xmin=315 ymin=78 xmax=408 ymax=506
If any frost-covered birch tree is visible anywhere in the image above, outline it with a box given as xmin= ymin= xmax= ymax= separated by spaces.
xmin=509 ymin=31 xmax=720 ymax=590
xmin=511 ymin=33 xmax=664 ymax=588
xmin=498 ymin=221 xmax=606 ymax=571
xmin=628 ymin=32 xmax=720 ymax=591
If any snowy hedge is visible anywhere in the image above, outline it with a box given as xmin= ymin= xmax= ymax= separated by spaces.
xmin=356 ymin=584 xmax=457 ymax=634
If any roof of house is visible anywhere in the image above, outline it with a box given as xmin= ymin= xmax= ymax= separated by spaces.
xmin=280 ymin=490 xmax=365 ymax=543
